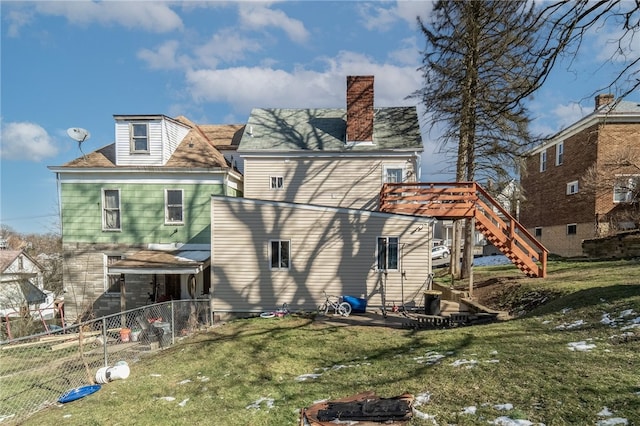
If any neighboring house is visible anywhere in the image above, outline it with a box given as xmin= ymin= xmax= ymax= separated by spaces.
xmin=0 ymin=250 xmax=54 ymax=319
xmin=51 ymin=75 xmax=433 ymax=319
xmin=49 ymin=116 xmax=244 ymax=320
xmin=520 ymin=94 xmax=640 ymax=257
xmin=210 ymin=76 xmax=432 ymax=315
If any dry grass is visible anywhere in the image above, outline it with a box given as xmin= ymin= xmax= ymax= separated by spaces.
xmin=22 ymin=259 xmax=640 ymax=425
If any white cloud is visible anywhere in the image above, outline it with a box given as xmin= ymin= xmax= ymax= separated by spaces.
xmin=138 ymin=40 xmax=192 ymax=70
xmin=238 ymin=3 xmax=309 ymax=43
xmin=552 ymin=102 xmax=589 ymax=130
xmin=6 ymin=1 xmax=183 ymax=35
xmin=388 ymin=36 xmax=421 ymax=66
xmin=358 ymin=1 xmax=432 ymax=31
xmin=194 ymin=29 xmax=262 ymax=66
xmin=184 ymin=52 xmax=421 ymax=114
xmin=0 ymin=122 xmax=58 ymax=162
xmin=594 ymin=27 xmax=639 ymax=64
xmin=5 ymin=8 xmax=35 ymax=38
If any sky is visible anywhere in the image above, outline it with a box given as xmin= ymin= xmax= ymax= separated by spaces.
xmin=1 ymin=1 xmax=638 ymax=235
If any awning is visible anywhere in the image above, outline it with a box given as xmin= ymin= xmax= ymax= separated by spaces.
xmin=19 ymin=280 xmax=48 ymax=305
xmin=108 ymin=250 xmax=209 ymax=275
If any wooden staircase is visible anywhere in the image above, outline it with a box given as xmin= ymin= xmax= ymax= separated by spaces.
xmin=379 ymin=182 xmax=548 ymax=278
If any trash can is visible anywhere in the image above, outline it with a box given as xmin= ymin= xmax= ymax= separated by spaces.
xmin=424 ymin=290 xmax=442 ymax=315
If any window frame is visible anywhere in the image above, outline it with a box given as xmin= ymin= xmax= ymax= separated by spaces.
xmin=613 ymin=176 xmax=639 ymax=203
xmin=376 ymin=236 xmax=399 ymax=272
xmin=567 ymin=223 xmax=577 ymax=235
xmin=270 ymin=176 xmax=284 ymax=190
xmin=534 ymin=227 xmax=542 ymax=238
xmin=539 ymin=150 xmax=547 ymax=172
xmin=102 ymin=188 xmax=121 ymax=231
xmin=383 ymin=165 xmax=405 ymax=184
xmin=269 ymin=240 xmax=291 ymax=270
xmin=566 ymin=180 xmax=579 ymax=195
xmin=556 ymin=142 xmax=564 ymax=166
xmin=165 ymin=189 xmax=184 ymax=224
xmin=129 ymin=122 xmax=149 ymax=153
xmin=104 ymin=254 xmax=123 ymax=295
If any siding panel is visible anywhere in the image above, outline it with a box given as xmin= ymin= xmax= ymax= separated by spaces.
xmin=243 ymin=156 xmax=416 ymax=210
xmin=211 ymin=196 xmax=432 ymax=314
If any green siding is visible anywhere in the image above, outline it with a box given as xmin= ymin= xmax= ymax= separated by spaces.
xmin=61 ymin=182 xmax=226 ymax=244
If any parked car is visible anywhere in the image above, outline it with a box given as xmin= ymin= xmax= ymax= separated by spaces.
xmin=431 ymin=245 xmax=450 ymax=259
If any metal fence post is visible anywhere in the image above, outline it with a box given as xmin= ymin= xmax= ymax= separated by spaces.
xmin=170 ymin=301 xmax=175 ymax=346
xmin=102 ymin=317 xmax=108 ymax=367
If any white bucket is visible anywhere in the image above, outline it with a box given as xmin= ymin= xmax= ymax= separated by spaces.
xmin=95 ymin=361 xmax=130 ymax=383
xmin=109 ymin=363 xmax=130 ymax=380
xmin=95 ymin=367 xmax=110 ymax=384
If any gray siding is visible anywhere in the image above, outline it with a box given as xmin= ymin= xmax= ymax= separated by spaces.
xmin=211 ymin=196 xmax=432 ymax=314
xmin=243 ymin=156 xmax=417 ymax=210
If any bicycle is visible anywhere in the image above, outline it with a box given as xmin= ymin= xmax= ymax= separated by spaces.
xmin=317 ymin=291 xmax=352 ymax=317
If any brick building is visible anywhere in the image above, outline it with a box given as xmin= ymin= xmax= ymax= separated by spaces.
xmin=520 ymin=94 xmax=640 ymax=257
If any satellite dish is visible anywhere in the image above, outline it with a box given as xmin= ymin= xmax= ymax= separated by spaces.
xmin=67 ymin=127 xmax=90 ymax=142
xmin=67 ymin=127 xmax=91 ymax=160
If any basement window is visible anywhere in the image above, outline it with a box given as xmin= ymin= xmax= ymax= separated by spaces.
xmin=567 ymin=224 xmax=577 ymax=235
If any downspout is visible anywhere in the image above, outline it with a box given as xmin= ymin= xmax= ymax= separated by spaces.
xmin=414 ymin=152 xmax=422 ymax=181
xmin=56 ymin=172 xmax=63 ymax=236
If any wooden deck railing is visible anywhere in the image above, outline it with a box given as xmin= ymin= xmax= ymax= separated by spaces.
xmin=379 ymin=182 xmax=548 ymax=278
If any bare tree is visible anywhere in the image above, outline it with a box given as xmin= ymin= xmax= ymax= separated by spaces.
xmin=533 ymin=1 xmax=640 ymax=101
xmin=414 ymin=0 xmax=542 ymax=279
xmin=581 ymin=145 xmax=640 ymax=235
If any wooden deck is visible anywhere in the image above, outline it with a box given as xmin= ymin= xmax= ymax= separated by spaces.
xmin=379 ymin=182 xmax=548 ymax=278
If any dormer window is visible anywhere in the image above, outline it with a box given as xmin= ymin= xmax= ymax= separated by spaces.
xmin=130 ymin=123 xmax=149 ymax=153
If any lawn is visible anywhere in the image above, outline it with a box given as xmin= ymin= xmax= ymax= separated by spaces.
xmin=23 ymin=259 xmax=640 ymax=425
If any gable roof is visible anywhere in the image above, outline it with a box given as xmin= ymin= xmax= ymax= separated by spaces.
xmin=0 ymin=250 xmax=43 ymax=274
xmin=238 ymin=107 xmax=422 ymax=152
xmin=58 ymin=116 xmax=241 ymax=169
xmin=0 ymin=250 xmax=21 ymax=273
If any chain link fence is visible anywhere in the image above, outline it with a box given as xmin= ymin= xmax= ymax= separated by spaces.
xmin=0 ymin=300 xmax=211 ymax=425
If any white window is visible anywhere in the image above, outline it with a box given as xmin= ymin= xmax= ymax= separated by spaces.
xmin=534 ymin=227 xmax=542 ymax=237
xmin=165 ymin=189 xmax=183 ymax=223
xmin=540 ymin=151 xmax=547 ymax=172
xmin=556 ymin=142 xmax=564 ymax=166
xmin=377 ymin=236 xmax=399 ymax=271
xmin=566 ymin=181 xmax=579 ymax=195
xmin=383 ymin=166 xmax=404 ymax=183
xmin=270 ymin=176 xmax=284 ymax=190
xmin=103 ymin=189 xmax=121 ymax=231
xmin=270 ymin=240 xmax=290 ymax=270
xmin=130 ymin=123 xmax=149 ymax=153
xmin=567 ymin=224 xmax=577 ymax=235
xmin=613 ymin=177 xmax=638 ymax=203
xmin=105 ymin=255 xmax=123 ymax=294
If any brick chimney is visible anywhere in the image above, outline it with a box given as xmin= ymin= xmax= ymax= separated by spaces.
xmin=595 ymin=93 xmax=614 ymax=110
xmin=346 ymin=76 xmax=374 ymax=142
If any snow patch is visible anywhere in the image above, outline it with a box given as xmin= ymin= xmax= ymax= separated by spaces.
xmin=567 ymin=341 xmax=596 ymax=351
